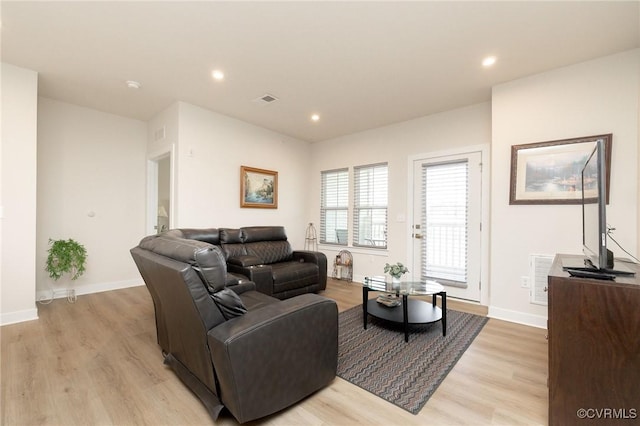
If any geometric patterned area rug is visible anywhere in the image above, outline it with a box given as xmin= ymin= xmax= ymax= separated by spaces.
xmin=337 ymin=304 xmax=489 ymax=414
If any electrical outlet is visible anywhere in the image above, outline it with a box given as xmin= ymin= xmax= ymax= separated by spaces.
xmin=521 ymin=276 xmax=530 ymax=288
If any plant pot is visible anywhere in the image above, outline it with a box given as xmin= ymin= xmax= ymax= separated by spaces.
xmin=392 ymin=276 xmax=401 ymax=284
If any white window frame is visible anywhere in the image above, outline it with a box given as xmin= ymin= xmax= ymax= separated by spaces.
xmin=353 ymin=163 xmax=388 ymax=249
xmin=320 ymin=168 xmax=349 ymax=245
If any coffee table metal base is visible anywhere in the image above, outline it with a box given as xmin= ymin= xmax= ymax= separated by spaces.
xmin=363 ymin=289 xmax=447 ymax=342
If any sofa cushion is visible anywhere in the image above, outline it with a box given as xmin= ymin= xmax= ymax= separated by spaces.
xmin=238 ymin=290 xmax=279 ymax=311
xmin=227 ymin=255 xmax=263 ymax=267
xmin=271 ymin=261 xmax=319 ymax=294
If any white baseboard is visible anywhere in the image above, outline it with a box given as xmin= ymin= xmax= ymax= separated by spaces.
xmin=35 ymin=279 xmax=144 ymax=305
xmin=0 ymin=308 xmax=39 ymax=326
xmin=2 ymin=280 xmax=144 ymax=326
xmin=488 ymin=306 xmax=547 ymax=329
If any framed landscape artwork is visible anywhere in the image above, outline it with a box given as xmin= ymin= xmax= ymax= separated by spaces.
xmin=509 ymin=134 xmax=612 ymax=205
xmin=240 ymin=166 xmax=278 ymax=208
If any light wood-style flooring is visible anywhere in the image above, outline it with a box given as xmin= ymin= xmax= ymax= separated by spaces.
xmin=1 ymin=279 xmax=548 ymax=425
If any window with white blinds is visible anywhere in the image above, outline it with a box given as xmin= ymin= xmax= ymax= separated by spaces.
xmin=320 ymin=168 xmax=349 ymax=245
xmin=353 ymin=163 xmax=388 ymax=248
xmin=422 ymin=160 xmax=468 ymax=283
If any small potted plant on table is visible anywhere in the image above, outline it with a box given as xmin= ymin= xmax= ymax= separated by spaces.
xmin=384 ymin=262 xmax=409 ymax=284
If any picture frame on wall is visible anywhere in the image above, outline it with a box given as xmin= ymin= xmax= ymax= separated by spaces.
xmin=240 ymin=165 xmax=278 ymax=208
xmin=509 ymin=134 xmax=612 ymax=205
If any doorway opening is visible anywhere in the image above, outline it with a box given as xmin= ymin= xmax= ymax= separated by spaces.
xmin=147 ymin=150 xmax=173 ymax=235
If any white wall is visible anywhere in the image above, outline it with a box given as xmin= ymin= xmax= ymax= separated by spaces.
xmin=148 ymin=102 xmax=313 ymax=247
xmin=4 ymin=50 xmax=637 ymax=328
xmin=490 ymin=49 xmax=639 ymax=327
xmin=0 ymin=63 xmax=39 ymax=325
xmin=36 ymin=98 xmax=147 ymax=299
xmin=309 ymin=102 xmax=491 ymax=292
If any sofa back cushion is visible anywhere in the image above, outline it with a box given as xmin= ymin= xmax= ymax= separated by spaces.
xmin=219 ymin=228 xmax=247 ymax=260
xmin=241 ymin=226 xmax=287 ymax=242
xmin=242 ymin=226 xmax=292 ymax=264
xmin=245 ymin=241 xmax=292 ymax=264
xmin=184 ymin=226 xmax=293 ymax=265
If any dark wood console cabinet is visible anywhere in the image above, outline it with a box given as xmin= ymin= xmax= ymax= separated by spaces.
xmin=548 ymin=254 xmax=640 ymax=425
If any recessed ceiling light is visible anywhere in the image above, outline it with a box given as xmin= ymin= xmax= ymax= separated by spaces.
xmin=126 ymin=80 xmax=141 ymax=89
xmin=482 ymin=56 xmax=497 ymax=67
xmin=311 ymin=114 xmax=320 ymax=122
xmin=211 ymin=70 xmax=224 ymax=81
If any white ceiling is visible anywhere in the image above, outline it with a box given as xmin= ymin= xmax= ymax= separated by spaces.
xmin=2 ymin=1 xmax=639 ymax=143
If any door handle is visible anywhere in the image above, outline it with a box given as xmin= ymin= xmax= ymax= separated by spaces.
xmin=413 ymin=233 xmax=423 ymax=239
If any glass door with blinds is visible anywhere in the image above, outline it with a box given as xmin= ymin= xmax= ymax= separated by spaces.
xmin=412 ymin=152 xmax=482 ymax=301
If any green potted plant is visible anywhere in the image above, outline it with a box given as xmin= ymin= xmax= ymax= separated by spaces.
xmin=384 ymin=262 xmax=409 ymax=283
xmin=44 ymin=238 xmax=87 ymax=303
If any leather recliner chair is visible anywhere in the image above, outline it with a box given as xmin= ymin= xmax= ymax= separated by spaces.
xmin=130 ymin=233 xmax=338 ymax=423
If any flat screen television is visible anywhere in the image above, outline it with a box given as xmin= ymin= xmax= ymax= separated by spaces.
xmin=581 ymin=139 xmax=611 ymax=270
xmin=580 ymin=139 xmax=634 ymax=275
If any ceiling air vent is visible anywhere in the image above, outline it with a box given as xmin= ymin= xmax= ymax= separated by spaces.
xmin=252 ymin=93 xmax=279 ymax=106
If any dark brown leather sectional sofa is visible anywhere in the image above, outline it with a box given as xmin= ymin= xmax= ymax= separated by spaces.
xmin=130 ymin=230 xmax=338 ymax=423
xmin=165 ymin=226 xmax=328 ymax=300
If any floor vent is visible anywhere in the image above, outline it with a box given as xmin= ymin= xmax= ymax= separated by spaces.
xmin=530 ymin=254 xmax=554 ymax=305
xmin=252 ymin=93 xmax=279 ymax=105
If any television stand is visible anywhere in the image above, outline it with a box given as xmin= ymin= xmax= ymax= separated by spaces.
xmin=548 ymin=254 xmax=640 ymax=425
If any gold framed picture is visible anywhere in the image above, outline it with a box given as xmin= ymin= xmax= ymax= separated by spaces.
xmin=240 ymin=166 xmax=278 ymax=209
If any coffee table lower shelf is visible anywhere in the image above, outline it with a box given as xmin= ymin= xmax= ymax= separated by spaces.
xmin=364 ymin=297 xmax=446 ymax=342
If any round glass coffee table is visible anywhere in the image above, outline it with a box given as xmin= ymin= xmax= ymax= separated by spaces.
xmin=362 ymin=276 xmax=446 ymax=342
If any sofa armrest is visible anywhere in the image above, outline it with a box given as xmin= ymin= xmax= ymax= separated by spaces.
xmin=292 ymin=250 xmax=328 ymax=290
xmin=227 ymin=254 xmax=263 ymax=267
xmin=226 ymin=263 xmax=273 ymax=296
xmin=207 ymin=294 xmax=338 ymax=423
xmin=292 ymin=250 xmax=325 ymax=264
